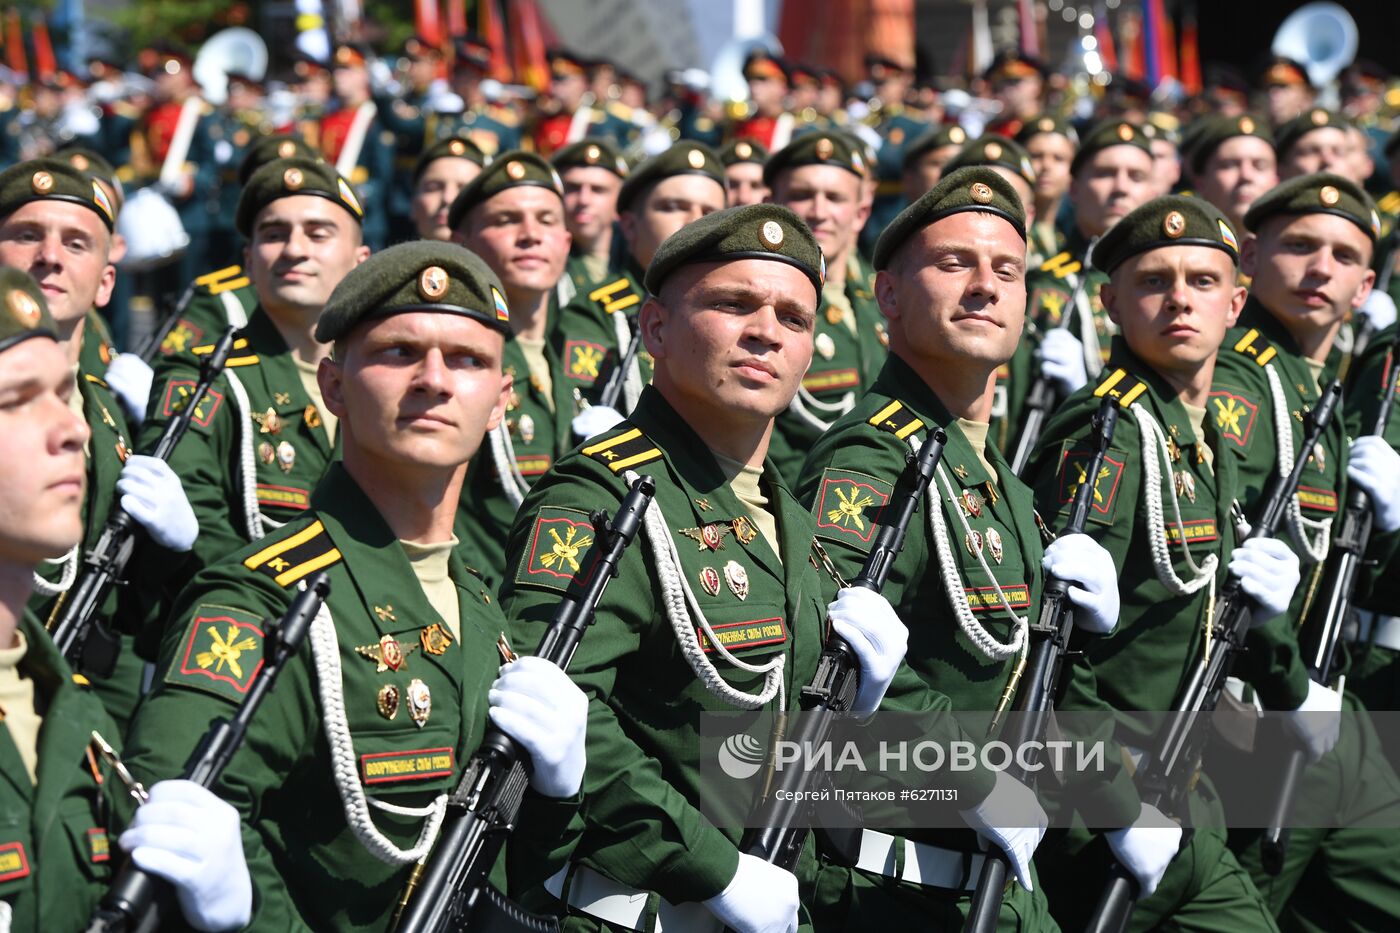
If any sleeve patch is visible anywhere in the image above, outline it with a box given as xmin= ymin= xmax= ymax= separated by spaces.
xmin=1056 ymin=442 xmax=1128 ymax=525
xmin=515 ymin=506 xmax=602 ymax=593
xmin=564 ymin=339 xmax=608 ymax=385
xmin=165 ymin=604 xmax=267 ymax=702
xmin=812 ymin=468 xmax=894 ymax=550
xmin=1030 ymin=287 xmax=1069 ymax=324
xmin=159 ymin=319 xmax=204 ymax=356
xmin=1208 ymin=389 xmax=1260 ymax=448
xmin=160 ymin=379 xmax=223 ymax=428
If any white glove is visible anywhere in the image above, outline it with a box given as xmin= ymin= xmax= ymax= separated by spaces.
xmin=118 ymin=455 xmax=198 ymax=552
xmin=958 ymin=770 xmax=1048 ymax=892
xmin=118 ymin=780 xmax=251 ymax=932
xmin=826 ymin=586 xmax=908 ymax=715
xmin=1105 ymin=803 xmax=1182 ymax=899
xmin=1348 ymin=436 xmax=1400 ymax=533
xmin=488 ymin=656 xmax=587 ymax=798
xmin=1286 ymin=678 xmax=1343 ymax=763
xmin=702 ymin=852 xmax=799 ymax=933
xmin=104 ymin=352 xmax=154 ymax=423
xmin=1038 ymin=329 xmax=1089 ymax=394
xmin=1358 ymin=290 xmax=1398 ymax=331
xmin=571 ymin=405 xmax=625 ymax=441
xmin=1042 ymin=533 xmax=1120 ymax=634
xmin=1227 ymin=537 xmax=1302 ymax=624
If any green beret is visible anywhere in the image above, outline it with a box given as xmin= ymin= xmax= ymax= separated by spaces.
xmin=1142 ymin=112 xmax=1181 ymax=146
xmin=55 ymin=146 xmax=123 ymax=209
xmin=447 ymin=151 xmax=563 ymax=231
xmin=644 ymin=202 xmax=824 ymax=296
xmin=901 ymin=125 xmax=970 ymax=173
xmin=0 ymin=158 xmax=117 ymax=230
xmin=719 ymin=138 xmax=769 ymax=167
xmin=1092 ymin=195 xmax=1240 ymax=275
xmin=0 ymin=266 xmax=57 ymax=355
xmin=413 ymin=135 xmax=487 ymax=184
xmin=873 ymin=165 xmax=1027 ymax=270
xmin=1243 ymin=171 xmax=1380 ymax=243
xmin=1273 ymin=108 xmax=1351 ymax=159
xmin=236 ymin=157 xmax=365 ymax=237
xmin=617 ymin=142 xmax=725 ymax=213
xmin=1070 ymin=120 xmax=1153 ymax=176
xmin=1014 ymin=115 xmax=1078 ymax=147
xmin=764 ymin=133 xmax=867 ymax=187
xmin=1183 ymin=113 xmax=1273 ymax=175
xmin=943 ymin=134 xmax=1036 ymax=186
xmin=238 ymin=135 xmax=322 ymax=186
xmin=551 ymin=138 xmax=628 ymax=178
xmin=315 ymin=240 xmax=512 ymax=342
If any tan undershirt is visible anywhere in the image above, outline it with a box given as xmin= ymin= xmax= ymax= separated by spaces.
xmin=401 ymin=538 xmax=461 ymax=641
xmin=0 ymin=632 xmax=39 ymax=785
xmin=1181 ymin=402 xmax=1215 ymax=472
xmin=517 ymin=336 xmax=555 ymax=412
xmin=1302 ymin=357 xmax=1325 ymax=393
xmin=293 ymin=356 xmax=337 ymax=442
xmin=820 ymin=281 xmax=858 ymax=339
xmin=69 ymin=364 xmax=90 ymax=457
xmin=957 ymin=418 xmax=996 ymax=480
xmin=712 ymin=451 xmax=781 ymax=561
xmin=581 ymin=252 xmax=609 ymax=286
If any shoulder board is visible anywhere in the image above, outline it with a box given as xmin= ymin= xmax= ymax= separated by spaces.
xmin=83 ymin=373 xmax=110 ymax=390
xmin=867 ymin=399 xmax=926 ymax=440
xmin=581 ymin=426 xmax=662 ymax=473
xmin=243 ymin=520 xmax=343 ymax=587
xmin=192 ymin=336 xmax=259 ymax=367
xmin=207 ymin=275 xmax=251 ymax=295
xmin=194 ymin=264 xmax=243 ymax=287
xmin=1378 ymin=191 xmax=1400 ymax=215
xmin=72 ymin=672 xmax=91 ymax=686
xmin=1039 ymin=251 xmax=1082 ymax=279
xmin=587 ymin=277 xmax=641 ymax=315
xmin=1093 ymin=369 xmax=1148 ymax=408
xmin=1230 ymin=328 xmax=1277 ymax=366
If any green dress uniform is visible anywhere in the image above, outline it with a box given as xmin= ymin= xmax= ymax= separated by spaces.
xmin=554 ymin=259 xmax=651 ymax=411
xmin=122 ymin=463 xmax=576 ymax=929
xmin=861 ymin=107 xmax=931 ymax=259
xmin=155 ymin=263 xmax=258 ymax=358
xmin=794 ymin=353 xmax=1054 ymax=931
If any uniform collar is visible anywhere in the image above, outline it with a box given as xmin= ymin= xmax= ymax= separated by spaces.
xmin=1237 ymin=296 xmax=1306 ymax=358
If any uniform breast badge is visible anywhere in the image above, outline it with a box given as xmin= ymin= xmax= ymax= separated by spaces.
xmin=680 ymin=523 xmax=732 ymax=551
xmin=377 ymin=684 xmax=400 ymax=720
xmin=699 ymin=566 xmax=722 ymax=597
xmin=732 ymin=516 xmax=758 ymax=545
xmin=407 ymin=679 xmax=432 ymax=727
xmin=420 ymin=623 xmax=454 ymax=656
xmin=985 ymin=528 xmax=1004 ymax=564
xmin=276 ymin=441 xmax=296 ymax=473
xmin=355 ymin=634 xmax=418 ymax=672
xmin=723 ymin=560 xmax=750 ymax=600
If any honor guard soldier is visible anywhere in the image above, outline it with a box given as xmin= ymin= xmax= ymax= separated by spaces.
xmin=379 ymin=35 xmax=445 ymax=243
xmin=0 ymin=268 xmax=251 ymax=933
xmin=1205 ymin=173 xmax=1400 ymax=927
xmin=765 ymin=133 xmax=886 ymax=484
xmin=552 ymin=138 xmax=630 ymax=293
xmin=795 ymin=167 xmax=1097 ymax=931
xmin=1274 ymin=109 xmax=1354 ymax=182
xmin=1259 ymin=56 xmax=1315 ymax=129
xmin=862 ymin=55 xmax=931 ymax=259
xmin=1015 ymin=116 xmax=1078 ymax=263
xmin=502 ymin=203 xmax=911 ymax=933
xmin=124 ymin=242 xmax=589 ymax=930
xmin=719 ymin=138 xmax=770 ymax=207
xmin=1183 ymin=114 xmax=1277 ymax=235
xmin=534 ymin=52 xmax=638 ymax=158
xmin=409 ymin=134 xmax=486 ymax=242
xmin=1027 ymin=196 xmax=1291 ymax=930
xmin=729 ymin=51 xmax=794 ymax=152
xmin=983 ymin=52 xmax=1047 ymax=140
xmin=207 ymin=71 xmax=273 ymax=263
xmin=0 ymin=159 xmax=199 ymax=726
xmin=899 ymin=124 xmax=969 ymax=203
xmin=319 ymin=43 xmax=395 ymax=250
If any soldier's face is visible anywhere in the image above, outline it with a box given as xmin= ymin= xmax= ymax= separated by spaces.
xmin=412 ymin=158 xmax=483 ymax=242
xmin=991 ymin=167 xmax=1036 ymax=228
xmin=247 ymin=196 xmax=370 ymax=319
xmin=1281 ymin=127 xmax=1350 ymax=181
xmin=459 ymin=186 xmax=571 ymax=299
xmin=725 ymin=163 xmax=768 ymax=207
xmin=1149 ymin=140 xmax=1180 ymax=197
xmin=1242 ymin=214 xmax=1375 ymax=340
xmin=0 ymin=201 xmax=115 ymax=333
xmin=644 ymin=259 xmax=816 ymax=431
xmin=877 ymin=212 xmax=1027 ymax=373
xmin=560 ymin=166 xmax=623 ymax=247
xmin=1266 ymin=84 xmax=1311 ymax=126
xmin=772 ymin=165 xmax=868 ymax=264
xmin=1026 ymin=133 xmax=1073 ymax=204
xmin=1070 ymin=146 xmax=1156 ymax=237
xmin=0 ymin=337 xmax=87 ymax=570
xmin=321 ymin=312 xmax=509 ymax=474
xmin=901 ymin=146 xmax=961 ymax=203
xmin=1102 ymin=246 xmax=1245 ymax=381
xmin=620 ymin=175 xmax=726 ymax=269
xmin=1194 ymin=137 xmax=1277 ymax=232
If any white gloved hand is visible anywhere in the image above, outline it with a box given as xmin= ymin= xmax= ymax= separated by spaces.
xmin=958 ymin=770 xmax=1048 ymax=892
xmin=826 ymin=586 xmax=908 ymax=715
xmin=1348 ymin=436 xmax=1400 ymax=533
xmin=1037 ymin=329 xmax=1089 ymax=395
xmin=118 ymin=455 xmax=198 ymax=552
xmin=1105 ymin=803 xmax=1182 ymax=899
xmin=118 ymin=780 xmax=251 ymax=932
xmin=1285 ymin=678 xmax=1343 ymax=763
xmin=488 ymin=656 xmax=588 ymax=798
xmin=104 ymin=352 xmax=154 ymax=423
xmin=702 ymin=852 xmax=799 ymax=933
xmin=1042 ymin=533 xmax=1120 ymax=634
xmin=1358 ymin=290 xmax=1399 ymax=331
xmin=571 ymin=405 xmax=625 ymax=441
xmin=1227 ymin=537 xmax=1301 ymax=625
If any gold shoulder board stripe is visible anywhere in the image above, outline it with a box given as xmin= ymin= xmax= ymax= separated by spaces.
xmin=192 ymin=337 xmax=259 ymax=367
xmin=193 ymin=337 xmax=250 ymax=355
xmin=1232 ymin=328 xmax=1276 ymax=366
xmin=868 ymin=399 xmax=925 ymax=440
xmin=83 ymin=373 xmax=109 ymax=389
xmin=208 ymin=276 xmax=251 ymax=295
xmin=1093 ymin=369 xmax=1148 ymax=408
xmin=604 ymin=292 xmax=642 ymax=315
xmin=194 ymin=264 xmax=243 ymax=286
xmin=1379 ymin=191 xmax=1400 ymax=214
xmin=588 ymin=278 xmax=632 ymax=303
xmin=243 ymin=520 xmax=343 ymax=587
xmin=581 ymin=426 xmax=662 ymax=473
xmin=1039 ymin=251 xmax=1082 ymax=279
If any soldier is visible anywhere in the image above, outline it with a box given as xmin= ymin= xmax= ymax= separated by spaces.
xmin=730 ymin=51 xmax=793 ymax=152
xmin=409 ymin=134 xmax=486 ymax=242
xmin=1259 ymin=55 xmax=1314 ymax=129
xmin=534 ymin=52 xmax=636 ymax=157
xmin=436 ymin=35 xmax=524 ymax=158
xmin=379 ymin=35 xmax=444 ymax=244
xmin=899 ymin=124 xmax=969 ymax=203
xmin=320 ymin=43 xmax=395 ymax=250
xmin=1015 ymin=116 xmax=1078 ymax=263
xmin=552 ymin=138 xmax=629 ymax=293
xmin=1275 ymin=108 xmax=1353 ymax=182
xmin=0 ymin=266 xmax=253 ymax=933
xmin=124 ymin=241 xmax=590 ymax=929
xmin=1027 ymin=195 xmax=1293 ymax=931
xmin=206 ymin=71 xmax=272 ymax=265
xmin=1185 ymin=114 xmax=1277 ymax=235
xmin=795 ymin=166 xmax=1094 ymax=930
xmin=983 ymin=53 xmax=1046 ymax=140
xmin=719 ymin=138 xmax=769 ymax=207
xmin=501 ymin=202 xmax=910 ymax=933
xmin=863 ymin=59 xmax=931 ymax=260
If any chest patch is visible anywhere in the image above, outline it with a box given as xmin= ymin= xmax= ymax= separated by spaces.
xmin=812 ymin=468 xmax=894 ymax=550
xmin=166 ymin=604 xmax=266 ymax=702
xmin=1209 ymin=389 xmax=1259 ymax=448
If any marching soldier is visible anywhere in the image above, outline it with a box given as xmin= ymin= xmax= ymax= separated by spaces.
xmin=206 ymin=71 xmax=273 ymax=264
xmin=552 ymin=138 xmax=630 ymax=293
xmin=319 ymin=43 xmax=395 ymax=250
xmin=899 ymin=124 xmax=969 ymax=203
xmin=409 ymin=134 xmax=486 ymax=242
xmin=436 ymin=35 xmax=524 ymax=158
xmin=729 ymin=51 xmax=794 ymax=152
xmin=1259 ymin=56 xmax=1315 ymax=129
xmin=1015 ymin=116 xmax=1078 ymax=263
xmin=863 ymin=59 xmax=931 ymax=259
xmin=501 ymin=202 xmax=911 ymax=933
xmin=1184 ymin=114 xmax=1277 ymax=235
xmin=534 ymin=52 xmax=637 ymax=157
xmin=124 ymin=242 xmax=590 ymax=929
xmin=1274 ymin=109 xmax=1354 ymax=182
xmin=983 ymin=53 xmax=1047 ymax=140
xmin=719 ymin=138 xmax=770 ymax=207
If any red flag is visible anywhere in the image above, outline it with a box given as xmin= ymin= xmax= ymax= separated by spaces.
xmin=415 ymin=0 xmax=443 ymax=47
xmin=477 ymin=0 xmax=511 ymax=82
xmin=4 ymin=9 xmax=25 ymax=77
xmin=1095 ymin=6 xmax=1118 ymax=74
xmin=1180 ymin=4 xmax=1202 ymax=94
xmin=32 ymin=14 xmax=55 ymax=82
xmin=1018 ymin=0 xmax=1040 ymax=57
xmin=511 ymin=0 xmax=549 ymax=93
xmin=445 ymin=0 xmax=467 ymax=39
xmin=1160 ymin=10 xmax=1177 ymax=83
xmin=1121 ymin=7 xmax=1144 ymax=82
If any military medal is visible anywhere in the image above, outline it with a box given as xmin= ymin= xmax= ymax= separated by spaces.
xmin=253 ymin=407 xmax=283 ymax=434
xmin=961 ymin=489 xmax=984 ymax=518
xmin=1174 ymin=470 xmax=1197 ymax=503
xmin=732 ymin=516 xmax=758 ymax=545
xmin=304 ymin=404 xmax=322 ymax=429
xmin=259 ymin=441 xmax=276 ymax=466
xmin=985 ymin=528 xmax=1004 ymax=564
xmin=377 ymin=684 xmax=400 ymax=720
xmin=680 ymin=523 xmax=731 ymax=551
xmin=825 ymin=306 xmax=843 ymax=326
xmin=694 ymin=498 xmax=713 ymax=512
xmin=274 ymin=391 xmax=292 ymax=405
xmin=875 ymin=322 xmax=889 ymax=348
xmin=965 ymin=530 xmax=984 ymax=557
xmin=699 ymin=566 xmax=722 ymax=597
xmin=1167 ymin=437 xmax=1181 ymax=463
xmin=420 ymin=623 xmax=453 ymax=655
xmin=497 ymin=633 xmax=518 ymax=664
xmin=814 ymin=332 xmax=836 ymax=360
xmin=114 ymin=438 xmax=130 ymax=463
xmin=518 ymin=413 xmax=536 ymax=444
xmin=355 ymin=634 xmax=418 ymax=672
xmin=276 ymin=441 xmax=296 ymax=473
xmin=953 ymin=465 xmax=970 ymax=480
xmin=724 ymin=560 xmax=749 ymax=600
xmin=407 ymin=679 xmax=431 ymax=728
